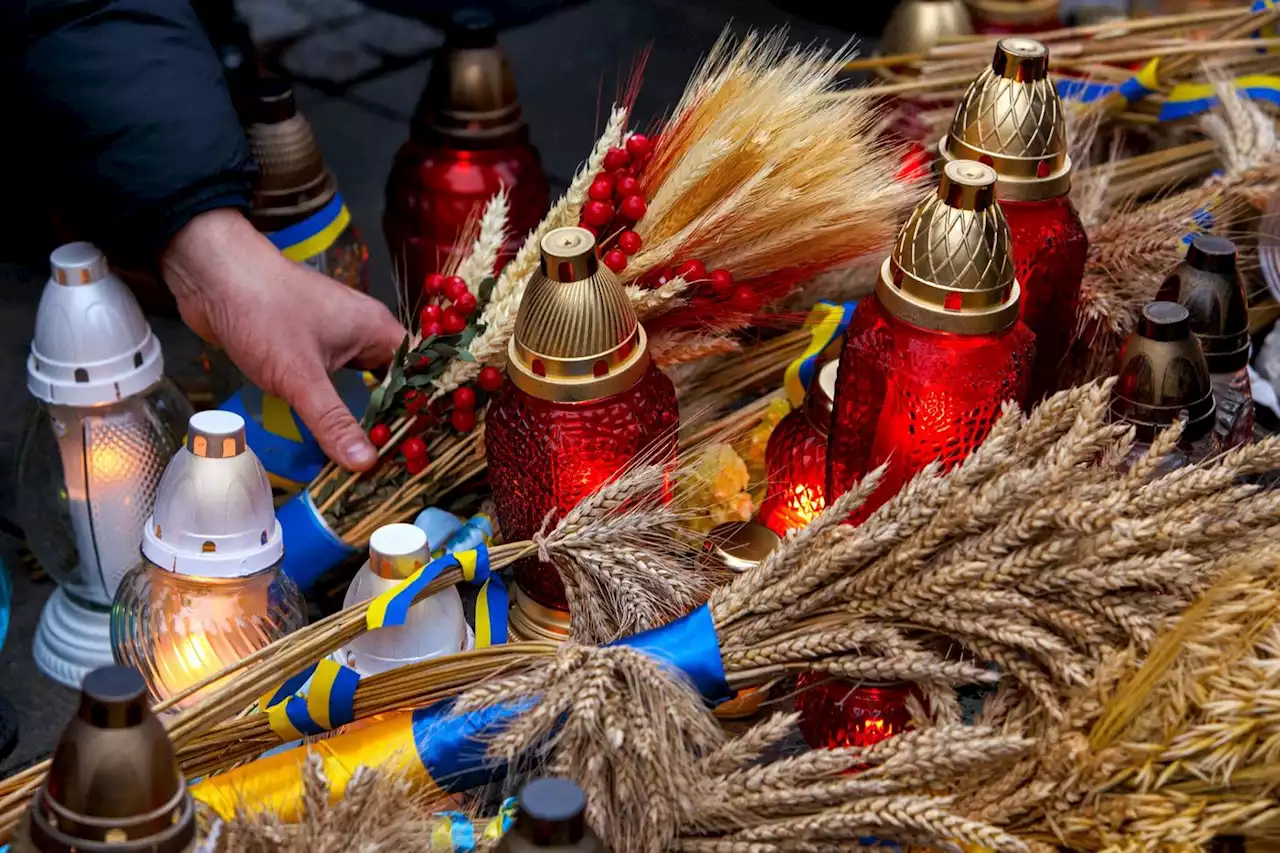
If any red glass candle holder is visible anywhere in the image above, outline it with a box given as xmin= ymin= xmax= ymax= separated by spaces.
xmin=758 ymin=360 xmax=838 ymax=536
xmin=795 ymin=677 xmax=920 ymax=751
xmin=385 ymin=144 xmax=548 ymax=286
xmin=486 ymin=227 xmax=679 ymax=616
xmin=486 ymin=363 xmax=679 ymax=609
xmin=941 ymin=38 xmax=1085 ymax=400
xmin=1002 ymin=195 xmax=1088 ymax=399
xmin=827 ymin=297 xmax=1034 ymax=522
xmin=384 ymin=9 xmax=548 ymax=288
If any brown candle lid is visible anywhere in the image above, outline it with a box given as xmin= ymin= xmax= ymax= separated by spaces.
xmin=1109 ymin=302 xmax=1216 ymax=442
xmin=29 ymin=667 xmax=195 ymax=853
xmin=412 ymin=7 xmax=526 ymax=148
xmin=1156 ymin=235 xmax=1250 ymax=373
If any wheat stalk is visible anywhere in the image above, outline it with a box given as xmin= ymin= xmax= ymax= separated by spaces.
xmin=454 ymin=187 xmax=510 ymax=291
xmin=431 ymin=107 xmax=628 ymax=398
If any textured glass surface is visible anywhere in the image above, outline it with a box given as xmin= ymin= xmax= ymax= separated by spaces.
xmin=795 ymin=677 xmax=918 ymax=750
xmin=827 ymin=297 xmax=1034 ymax=525
xmin=757 ymin=406 xmax=827 ymax=536
xmin=15 ymin=379 xmax=191 ymax=607
xmin=1002 ymin=195 xmax=1088 ymax=400
xmin=385 ymin=143 xmax=548 ymax=287
xmin=485 ymin=363 xmax=680 ymax=610
xmin=304 ymin=223 xmax=370 ymax=293
xmin=111 ymin=562 xmax=306 ymax=707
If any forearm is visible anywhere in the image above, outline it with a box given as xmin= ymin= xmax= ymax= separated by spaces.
xmin=15 ymin=0 xmax=255 ymax=265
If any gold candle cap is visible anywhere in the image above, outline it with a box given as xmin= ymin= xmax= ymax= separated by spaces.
xmin=507 ymin=226 xmax=650 ymax=403
xmin=246 ymin=78 xmax=338 ymax=231
xmin=1156 ymin=236 xmax=1250 ymax=373
xmin=28 ymin=667 xmax=195 ymax=853
xmin=509 ymin=585 xmax=571 ymax=643
xmin=412 ymin=7 xmax=528 ymax=149
xmin=697 ymin=522 xmax=782 ymax=574
xmin=368 ymin=523 xmax=430 ymax=580
xmin=939 ymin=38 xmax=1071 ymax=202
xmin=1110 ymin=301 xmax=1216 ymax=442
xmin=877 ymin=0 xmax=974 ymax=74
xmin=875 ymin=160 xmax=1022 ymax=335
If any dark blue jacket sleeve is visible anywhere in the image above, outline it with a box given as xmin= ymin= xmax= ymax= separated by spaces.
xmin=6 ymin=0 xmax=256 ymax=265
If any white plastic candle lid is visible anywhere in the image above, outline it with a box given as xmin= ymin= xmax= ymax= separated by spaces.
xmin=369 ymin=523 xmax=430 ymax=580
xmin=818 ymin=359 xmax=839 ymax=402
xmin=28 ymin=242 xmax=164 ymax=406
xmin=143 ymin=411 xmax=284 ymax=578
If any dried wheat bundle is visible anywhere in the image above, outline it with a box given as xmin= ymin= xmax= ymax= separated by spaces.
xmin=958 ymin=557 xmax=1280 ymax=852
xmin=712 ymin=381 xmax=1280 ymax=721
xmin=196 ymin=754 xmax=448 ymax=853
xmin=452 ymin=643 xmax=1029 ymax=853
xmin=621 ymin=29 xmax=916 ymax=329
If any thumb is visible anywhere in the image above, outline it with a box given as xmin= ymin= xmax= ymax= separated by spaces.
xmin=279 ymin=364 xmax=379 ymax=472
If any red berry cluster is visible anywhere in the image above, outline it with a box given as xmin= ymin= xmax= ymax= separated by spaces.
xmin=420 ymin=273 xmax=477 ymax=338
xmin=644 ymin=258 xmax=760 ymax=313
xmin=580 ymin=133 xmax=654 ymax=273
xmin=364 ymin=364 xmax=505 ymax=472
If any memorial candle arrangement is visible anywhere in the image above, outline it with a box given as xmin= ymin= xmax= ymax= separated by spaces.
xmin=940 ymin=38 xmax=1085 ymax=401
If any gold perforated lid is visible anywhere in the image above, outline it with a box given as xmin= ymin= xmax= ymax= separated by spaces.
xmin=507 ymin=227 xmax=650 ymax=403
xmin=876 ymin=160 xmax=1021 ymax=335
xmin=940 ymin=38 xmax=1071 ymax=202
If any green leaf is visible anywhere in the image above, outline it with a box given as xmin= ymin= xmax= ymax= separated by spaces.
xmin=433 ymin=343 xmax=458 ymax=359
xmin=408 ymin=374 xmax=435 ymax=387
xmin=457 ymin=350 xmax=476 ymax=362
xmin=478 ymin=276 xmax=496 ymax=303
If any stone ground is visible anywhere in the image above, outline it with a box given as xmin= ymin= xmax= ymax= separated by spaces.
xmin=0 ymin=0 xmax=1105 ymax=771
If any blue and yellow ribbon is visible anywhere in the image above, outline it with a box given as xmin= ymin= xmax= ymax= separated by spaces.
xmin=425 ymin=800 xmax=517 ymax=851
xmin=367 ymin=546 xmax=492 ymax=630
xmin=267 ymin=192 xmax=352 ymax=264
xmin=263 ymin=659 xmax=361 ymax=742
xmin=1159 ymin=74 xmax=1280 ymax=120
xmin=474 ymin=575 xmax=508 ymax=649
xmin=193 ymin=606 xmax=733 ymax=819
xmin=783 ymin=301 xmax=856 ymax=407
xmin=1118 ymin=58 xmax=1162 ymax=103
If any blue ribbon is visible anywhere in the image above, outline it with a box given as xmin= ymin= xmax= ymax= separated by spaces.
xmin=1057 ymin=78 xmax=1118 ymax=103
xmin=412 ymin=698 xmax=537 ymax=791
xmin=278 ymin=491 xmax=357 ymax=591
xmin=612 ymin=603 xmax=733 ymax=704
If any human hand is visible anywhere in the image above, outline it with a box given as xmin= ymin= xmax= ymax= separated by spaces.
xmin=161 ymin=208 xmax=405 ymax=471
